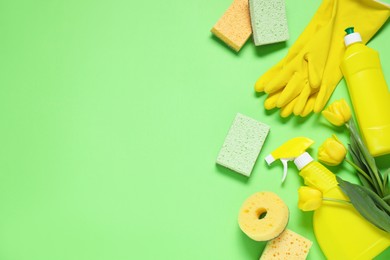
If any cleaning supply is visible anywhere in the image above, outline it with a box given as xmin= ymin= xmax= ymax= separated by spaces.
xmin=266 ymin=137 xmax=390 ymax=259
xmin=216 ymin=113 xmax=270 ymax=177
xmin=260 ymin=229 xmax=312 ymax=260
xmin=340 ymin=27 xmax=390 ymax=157
xmin=238 ymin=192 xmax=289 ymax=241
xmin=211 ymin=0 xmax=252 ymax=52
xmin=264 ymin=137 xmax=314 ymax=182
xmin=249 ymin=0 xmax=289 ymax=46
xmin=255 ymin=0 xmax=390 ymax=117
xmin=239 ymin=191 xmax=313 ymax=258
xmin=254 ymin=0 xmax=335 ymax=93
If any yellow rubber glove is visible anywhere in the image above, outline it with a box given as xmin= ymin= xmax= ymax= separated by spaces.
xmin=263 ymin=87 xmax=319 ymax=118
xmin=300 ymin=92 xmax=319 ymax=117
xmin=263 ymin=88 xmax=318 ymax=118
xmin=255 ymin=0 xmax=335 ymax=93
xmin=256 ymin=0 xmax=390 ymax=117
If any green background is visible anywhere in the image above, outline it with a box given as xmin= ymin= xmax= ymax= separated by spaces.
xmin=0 ymin=0 xmax=389 ymax=259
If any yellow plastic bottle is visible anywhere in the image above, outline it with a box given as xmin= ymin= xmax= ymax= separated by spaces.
xmin=294 ymin=152 xmax=390 ymax=259
xmin=340 ymin=27 xmax=390 ymax=157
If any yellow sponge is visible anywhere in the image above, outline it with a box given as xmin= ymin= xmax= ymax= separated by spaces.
xmin=260 ymin=229 xmax=313 ymax=259
xmin=238 ymin=192 xmax=289 ymax=241
xmin=211 ymin=0 xmax=252 ymax=52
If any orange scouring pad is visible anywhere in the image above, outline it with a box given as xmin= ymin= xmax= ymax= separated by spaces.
xmin=211 ymin=0 xmax=252 ymax=52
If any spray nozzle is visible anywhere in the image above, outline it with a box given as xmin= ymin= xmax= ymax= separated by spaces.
xmin=265 ymin=137 xmax=314 ymax=183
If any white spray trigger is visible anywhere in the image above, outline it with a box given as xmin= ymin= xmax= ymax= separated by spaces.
xmin=280 ymin=158 xmax=293 ymax=183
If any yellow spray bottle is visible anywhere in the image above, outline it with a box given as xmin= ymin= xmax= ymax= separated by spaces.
xmin=266 ymin=137 xmax=390 ymax=259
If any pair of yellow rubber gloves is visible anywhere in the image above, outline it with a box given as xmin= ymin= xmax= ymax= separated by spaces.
xmin=255 ymin=0 xmax=390 ymax=117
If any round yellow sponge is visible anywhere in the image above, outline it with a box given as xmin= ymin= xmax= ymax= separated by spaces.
xmin=238 ymin=191 xmax=289 ymax=241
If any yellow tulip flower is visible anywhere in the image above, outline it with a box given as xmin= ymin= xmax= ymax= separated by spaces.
xmin=322 ymin=99 xmax=352 ymax=126
xmin=318 ymin=135 xmax=347 ymax=166
xmin=298 ymin=186 xmax=323 ymax=211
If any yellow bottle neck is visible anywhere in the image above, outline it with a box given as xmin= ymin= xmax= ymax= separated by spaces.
xmin=299 ymin=161 xmax=338 ymax=194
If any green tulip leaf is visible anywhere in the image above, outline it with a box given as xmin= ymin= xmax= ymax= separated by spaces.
xmin=347 ymin=120 xmax=384 ymax=197
xmin=348 ymin=144 xmax=374 ymax=191
xmin=337 ymin=176 xmax=390 ymax=233
xmin=383 ymin=168 xmax=389 ymax=192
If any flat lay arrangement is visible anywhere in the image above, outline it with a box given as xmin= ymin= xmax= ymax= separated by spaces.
xmin=213 ymin=0 xmax=390 ymax=259
xmin=1 ymin=0 xmax=390 ymax=259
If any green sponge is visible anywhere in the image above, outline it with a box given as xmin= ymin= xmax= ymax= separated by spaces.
xmin=249 ymin=0 xmax=289 ymax=45
xmin=216 ymin=113 xmax=270 ymax=177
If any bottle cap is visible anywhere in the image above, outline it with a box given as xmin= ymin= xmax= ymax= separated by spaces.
xmin=294 ymin=152 xmax=313 ymax=170
xmin=344 ymin=27 xmax=362 ymax=47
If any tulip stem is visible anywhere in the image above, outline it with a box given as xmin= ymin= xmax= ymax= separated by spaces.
xmin=346 ymin=120 xmax=384 ymax=197
xmin=344 ymin=158 xmax=375 ymax=187
xmin=323 ymin=197 xmax=351 ymax=205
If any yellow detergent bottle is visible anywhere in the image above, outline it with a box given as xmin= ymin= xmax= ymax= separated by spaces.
xmin=266 ymin=137 xmax=390 ymax=259
xmin=340 ymin=27 xmax=390 ymax=157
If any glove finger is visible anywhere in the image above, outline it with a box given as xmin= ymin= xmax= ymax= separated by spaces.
xmin=264 ymin=90 xmax=283 ymax=110
xmin=293 ymin=81 xmax=312 ymax=116
xmin=276 ymin=72 xmax=304 ymax=107
xmin=300 ymin=91 xmax=319 ymax=117
xmin=280 ymin=97 xmax=298 ymax=118
xmin=264 ymin=66 xmax=293 ymax=94
xmin=313 ymin=86 xmax=328 ymax=113
xmin=305 ymin=52 xmax=322 ymax=89
xmin=255 ymin=59 xmax=285 ymax=92
xmin=313 ymin=72 xmax=342 ymax=113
